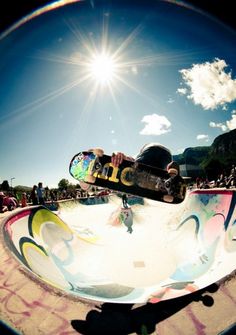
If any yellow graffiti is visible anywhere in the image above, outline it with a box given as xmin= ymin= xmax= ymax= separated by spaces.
xmin=95 ymin=162 xmax=134 ymax=186
xmin=32 ymin=209 xmax=72 ymax=237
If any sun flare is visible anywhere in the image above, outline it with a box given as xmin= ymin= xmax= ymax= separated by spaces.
xmin=89 ymin=52 xmax=117 ymax=85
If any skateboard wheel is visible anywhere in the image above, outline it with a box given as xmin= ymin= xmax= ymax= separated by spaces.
xmin=92 ymin=148 xmax=104 ymax=157
xmin=163 ymin=195 xmax=174 ymax=203
xmin=85 ymin=175 xmax=96 ymax=183
xmin=94 ymin=162 xmax=102 ymax=170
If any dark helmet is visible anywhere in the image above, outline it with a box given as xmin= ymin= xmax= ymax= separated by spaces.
xmin=135 ymin=143 xmax=172 ymax=170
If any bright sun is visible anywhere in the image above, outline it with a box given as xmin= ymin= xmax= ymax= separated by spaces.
xmin=89 ymin=53 xmax=117 ymax=85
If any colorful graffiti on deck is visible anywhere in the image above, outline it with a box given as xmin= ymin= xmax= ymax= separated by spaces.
xmin=2 ymin=190 xmax=236 ymax=304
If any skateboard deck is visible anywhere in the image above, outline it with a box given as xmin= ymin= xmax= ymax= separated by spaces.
xmin=69 ymin=150 xmax=186 ymax=203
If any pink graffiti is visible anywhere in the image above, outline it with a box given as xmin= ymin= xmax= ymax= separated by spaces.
xmin=0 ymin=250 xmax=79 ymax=334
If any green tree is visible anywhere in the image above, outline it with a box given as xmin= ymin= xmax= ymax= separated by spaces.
xmin=58 ymin=178 xmax=70 ymax=191
xmin=1 ymin=180 xmax=10 ymax=191
xmin=201 ymin=157 xmax=224 ymax=180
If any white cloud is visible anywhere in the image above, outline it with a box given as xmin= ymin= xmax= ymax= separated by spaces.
xmin=209 ymin=121 xmax=227 ymax=132
xmin=140 ymin=113 xmax=171 ymax=136
xmin=226 ymin=114 xmax=236 ymax=130
xmin=196 ymin=134 xmax=209 ymax=141
xmin=209 ymin=110 xmax=236 ymax=132
xmin=177 ymin=87 xmax=187 ymax=95
xmin=178 ymin=58 xmax=236 ymax=110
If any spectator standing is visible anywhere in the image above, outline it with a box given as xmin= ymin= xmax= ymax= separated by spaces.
xmin=0 ymin=192 xmax=8 ymax=213
xmin=226 ymin=165 xmax=236 ymax=188
xmin=37 ymin=182 xmax=45 ymax=205
xmin=21 ymin=193 xmax=27 ymax=207
xmin=30 ymin=185 xmax=38 ymax=205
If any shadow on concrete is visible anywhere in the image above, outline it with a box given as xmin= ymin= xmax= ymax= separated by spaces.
xmin=0 ymin=321 xmax=19 ymax=335
xmin=71 ymin=283 xmax=219 ymax=335
xmin=218 ymin=323 xmax=236 ymax=335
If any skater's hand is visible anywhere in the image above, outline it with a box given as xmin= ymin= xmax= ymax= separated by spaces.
xmin=111 ymin=152 xmax=126 ymax=167
xmin=111 ymin=152 xmax=135 ymax=167
xmin=87 ymin=148 xmax=104 ymax=156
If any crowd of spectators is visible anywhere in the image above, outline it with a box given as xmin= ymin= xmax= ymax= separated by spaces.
xmin=0 ymin=182 xmax=102 ymax=214
xmin=195 ymin=165 xmax=236 ymax=189
xmin=0 ymin=192 xmax=18 ymax=213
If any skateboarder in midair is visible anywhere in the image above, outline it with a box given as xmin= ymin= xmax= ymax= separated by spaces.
xmin=74 ymin=143 xmax=185 ymax=233
xmin=78 ymin=143 xmax=184 ymax=202
xmin=110 ymin=143 xmax=184 ymax=203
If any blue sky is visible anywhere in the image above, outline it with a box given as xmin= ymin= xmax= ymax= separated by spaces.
xmin=0 ymin=0 xmax=236 ymax=188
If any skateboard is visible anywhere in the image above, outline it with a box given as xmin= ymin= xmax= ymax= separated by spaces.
xmin=69 ymin=149 xmax=186 ymax=204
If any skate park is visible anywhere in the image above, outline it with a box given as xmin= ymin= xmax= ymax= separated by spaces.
xmin=1 ymin=0 xmax=236 ymax=334
xmin=1 ymin=189 xmax=236 ymax=334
